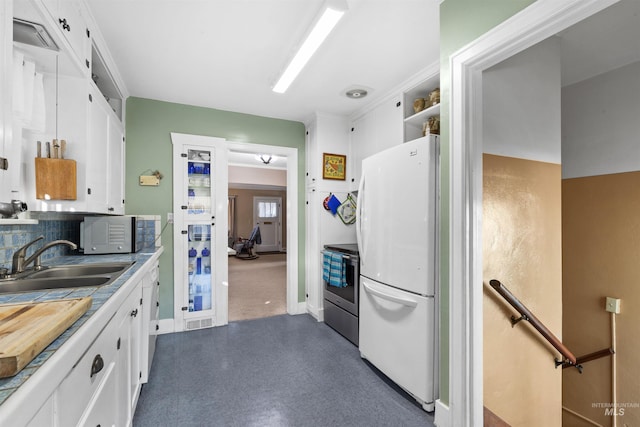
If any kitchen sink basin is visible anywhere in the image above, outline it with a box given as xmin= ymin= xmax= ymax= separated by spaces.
xmin=0 ymin=276 xmax=112 ymax=294
xmin=27 ymin=262 xmax=133 ymax=279
xmin=0 ymin=262 xmax=134 ymax=294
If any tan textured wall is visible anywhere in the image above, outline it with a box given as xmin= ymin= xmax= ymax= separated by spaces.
xmin=229 ymin=187 xmax=287 ymax=248
xmin=562 ymin=171 xmax=640 ymax=427
xmin=483 ymin=154 xmax=563 ymax=427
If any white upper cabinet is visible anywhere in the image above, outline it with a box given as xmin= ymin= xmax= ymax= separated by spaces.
xmin=107 ymin=110 xmax=124 ymax=214
xmin=0 ymin=1 xmax=11 ymax=202
xmin=39 ymin=0 xmax=90 ymax=74
xmin=86 ymin=84 xmax=109 ymax=212
xmin=10 ymin=0 xmax=128 ymax=214
xmin=349 ymin=95 xmax=403 ymax=190
xmin=349 ymin=67 xmax=440 ymax=190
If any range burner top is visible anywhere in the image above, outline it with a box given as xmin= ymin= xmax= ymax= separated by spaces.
xmin=324 ymin=243 xmax=359 ymax=255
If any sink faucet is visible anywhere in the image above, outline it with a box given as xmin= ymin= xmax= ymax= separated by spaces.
xmin=11 ymin=236 xmax=77 ymax=275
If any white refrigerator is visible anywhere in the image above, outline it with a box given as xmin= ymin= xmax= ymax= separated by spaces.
xmin=356 ymin=135 xmax=439 ymax=412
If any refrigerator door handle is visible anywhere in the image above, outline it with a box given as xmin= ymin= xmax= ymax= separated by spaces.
xmin=356 ymin=172 xmax=366 ymax=263
xmin=363 ymin=281 xmax=418 ymax=308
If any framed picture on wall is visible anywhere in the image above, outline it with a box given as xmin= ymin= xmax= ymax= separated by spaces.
xmin=323 ymin=153 xmax=346 ymax=180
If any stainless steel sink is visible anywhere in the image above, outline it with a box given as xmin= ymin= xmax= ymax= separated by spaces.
xmin=28 ymin=262 xmax=133 ymax=279
xmin=0 ymin=262 xmax=134 ymax=294
xmin=0 ymin=276 xmax=112 ymax=294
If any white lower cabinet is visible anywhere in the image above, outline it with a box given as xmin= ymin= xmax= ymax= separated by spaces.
xmin=25 ymin=394 xmax=54 ymax=427
xmin=78 ymin=361 xmax=118 ymax=427
xmin=115 ymin=282 xmax=143 ymax=425
xmin=141 ymin=260 xmax=160 ymax=384
xmin=21 ymin=257 xmax=158 ymax=427
xmin=53 ymin=279 xmax=140 ymax=427
xmin=56 ymin=304 xmax=118 ymax=426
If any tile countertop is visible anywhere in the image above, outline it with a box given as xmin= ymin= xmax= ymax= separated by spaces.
xmin=0 ymin=248 xmax=163 ymax=407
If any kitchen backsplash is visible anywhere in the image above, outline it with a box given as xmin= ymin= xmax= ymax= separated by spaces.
xmin=0 ymin=220 xmax=81 ymax=270
xmin=137 ymin=218 xmax=158 ymax=251
xmin=0 ymin=218 xmax=158 ymax=270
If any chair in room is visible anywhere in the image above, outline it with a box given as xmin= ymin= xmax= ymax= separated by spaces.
xmin=234 ymin=225 xmax=261 ymax=260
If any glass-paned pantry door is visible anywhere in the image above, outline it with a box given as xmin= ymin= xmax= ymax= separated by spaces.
xmin=186 ymin=149 xmax=212 ymax=217
xmin=186 ymin=223 xmax=212 ymax=312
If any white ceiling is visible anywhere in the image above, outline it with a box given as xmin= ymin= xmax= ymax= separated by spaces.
xmin=82 ymin=0 xmax=640 ymax=171
xmin=85 ymin=0 xmax=441 ymax=124
xmin=559 ymin=0 xmax=640 ymax=86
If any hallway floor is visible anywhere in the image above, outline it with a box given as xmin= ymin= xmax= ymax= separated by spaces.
xmin=133 ymin=314 xmax=435 ymax=426
xmin=228 ymin=253 xmax=286 ymax=321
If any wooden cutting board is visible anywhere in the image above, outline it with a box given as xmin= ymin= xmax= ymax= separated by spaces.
xmin=0 ymin=297 xmax=92 ymax=378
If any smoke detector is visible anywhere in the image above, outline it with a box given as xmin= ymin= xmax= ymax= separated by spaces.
xmin=345 ymin=88 xmax=368 ymax=99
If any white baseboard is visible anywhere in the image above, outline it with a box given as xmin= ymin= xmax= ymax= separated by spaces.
xmin=296 ymin=301 xmax=307 ymax=315
xmin=434 ymin=399 xmax=450 ymax=427
xmin=304 ymin=302 xmax=324 ymax=321
xmin=158 ymin=318 xmax=175 ymax=335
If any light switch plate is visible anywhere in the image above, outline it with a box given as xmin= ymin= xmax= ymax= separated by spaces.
xmin=605 ymin=297 xmax=621 ymax=314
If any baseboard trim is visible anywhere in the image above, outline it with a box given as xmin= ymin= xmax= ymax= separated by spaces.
xmin=296 ymin=301 xmax=307 ymax=315
xmin=434 ymin=399 xmax=450 ymax=427
xmin=305 ymin=302 xmax=324 ymax=321
xmin=158 ymin=318 xmax=175 ymax=335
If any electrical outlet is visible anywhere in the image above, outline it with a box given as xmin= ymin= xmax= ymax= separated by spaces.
xmin=605 ymin=297 xmax=621 ymax=314
xmin=167 ymin=212 xmax=174 ymax=224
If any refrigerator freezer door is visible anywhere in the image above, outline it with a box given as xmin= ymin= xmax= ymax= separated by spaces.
xmin=359 ymin=276 xmax=436 ymax=411
xmin=357 ymin=136 xmax=437 ymax=296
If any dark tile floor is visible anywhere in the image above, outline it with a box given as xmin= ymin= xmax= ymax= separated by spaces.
xmin=133 ymin=314 xmax=435 ymax=427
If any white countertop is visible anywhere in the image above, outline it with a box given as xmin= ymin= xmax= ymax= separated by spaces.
xmin=0 ymin=248 xmax=163 ymax=407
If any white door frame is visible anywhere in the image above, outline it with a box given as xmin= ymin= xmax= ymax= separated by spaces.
xmin=171 ymin=134 xmax=300 ymax=330
xmin=228 ymin=141 xmax=299 ymax=316
xmin=171 ymin=133 xmax=229 ymax=329
xmin=253 ymin=196 xmax=283 ymax=252
xmin=445 ymin=1 xmax=619 ymax=425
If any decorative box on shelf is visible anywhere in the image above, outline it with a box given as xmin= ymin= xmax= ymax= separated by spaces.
xmin=35 ymin=158 xmax=77 ymax=200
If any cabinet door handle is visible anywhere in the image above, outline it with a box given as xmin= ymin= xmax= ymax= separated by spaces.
xmin=131 ymin=308 xmax=138 ymax=317
xmin=59 ymin=18 xmax=70 ymax=31
xmin=90 ymin=354 xmax=104 ymax=378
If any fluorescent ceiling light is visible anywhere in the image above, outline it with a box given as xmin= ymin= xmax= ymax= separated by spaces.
xmin=272 ymin=2 xmax=347 ymax=94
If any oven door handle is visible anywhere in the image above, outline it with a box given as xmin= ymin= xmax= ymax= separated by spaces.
xmin=362 ymin=281 xmax=417 ymax=308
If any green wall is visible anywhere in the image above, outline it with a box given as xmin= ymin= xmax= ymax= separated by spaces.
xmin=125 ymin=97 xmax=306 ymax=319
xmin=438 ymin=0 xmax=536 ymax=405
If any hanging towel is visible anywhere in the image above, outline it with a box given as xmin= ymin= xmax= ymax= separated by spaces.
xmin=21 ymin=60 xmax=36 ymax=125
xmin=30 ymin=72 xmax=46 ymax=132
xmin=12 ymin=51 xmax=25 ymax=118
xmin=322 ymin=250 xmax=347 ymax=288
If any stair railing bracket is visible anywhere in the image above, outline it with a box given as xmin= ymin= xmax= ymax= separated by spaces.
xmin=510 ymin=314 xmax=528 ymax=327
xmin=555 ymin=358 xmax=583 ymax=373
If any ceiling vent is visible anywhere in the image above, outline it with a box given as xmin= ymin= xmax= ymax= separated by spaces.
xmin=13 ymin=18 xmax=59 ymax=51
